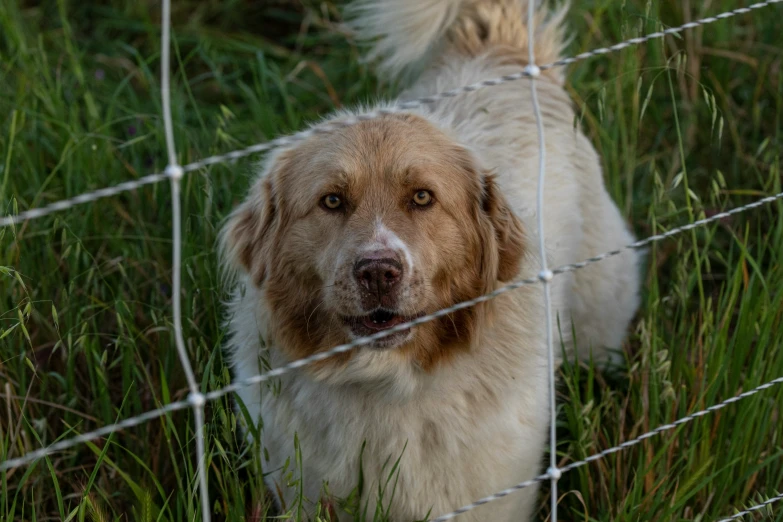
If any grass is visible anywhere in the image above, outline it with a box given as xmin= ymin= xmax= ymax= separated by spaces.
xmin=1 ymin=0 xmax=782 ymax=520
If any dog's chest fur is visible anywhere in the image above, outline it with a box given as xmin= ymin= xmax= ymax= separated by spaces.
xmin=228 ymin=286 xmax=548 ymax=521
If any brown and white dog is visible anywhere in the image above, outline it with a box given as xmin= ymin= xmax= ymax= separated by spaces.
xmin=220 ymin=0 xmax=641 ymax=520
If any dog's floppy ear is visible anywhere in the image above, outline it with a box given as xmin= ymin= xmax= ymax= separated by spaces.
xmin=481 ymin=173 xmax=525 ymax=282
xmin=219 ymin=151 xmax=290 ymax=286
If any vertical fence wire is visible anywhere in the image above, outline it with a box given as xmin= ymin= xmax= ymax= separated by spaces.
xmin=526 ymin=1 xmax=560 ymax=519
xmin=160 ymin=0 xmax=211 ymax=519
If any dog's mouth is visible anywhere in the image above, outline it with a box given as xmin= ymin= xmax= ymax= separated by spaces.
xmin=343 ymin=309 xmax=422 ymax=345
xmin=346 ymin=309 xmax=408 ymax=332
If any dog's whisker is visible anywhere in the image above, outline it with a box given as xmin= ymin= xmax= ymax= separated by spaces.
xmin=305 ymin=299 xmax=326 ymax=340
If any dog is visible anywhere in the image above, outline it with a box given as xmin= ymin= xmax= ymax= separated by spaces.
xmin=219 ymin=0 xmax=641 ymax=520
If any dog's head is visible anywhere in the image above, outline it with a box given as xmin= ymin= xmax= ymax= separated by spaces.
xmin=221 ymin=113 xmax=525 ymax=382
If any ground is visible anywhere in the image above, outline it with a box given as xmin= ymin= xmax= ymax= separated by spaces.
xmin=1 ymin=0 xmax=782 ymax=521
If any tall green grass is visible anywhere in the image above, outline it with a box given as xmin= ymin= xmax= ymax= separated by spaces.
xmin=1 ymin=0 xmax=782 ymax=520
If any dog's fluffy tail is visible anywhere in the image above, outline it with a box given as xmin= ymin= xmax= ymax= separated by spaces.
xmin=345 ymin=0 xmax=568 ymax=81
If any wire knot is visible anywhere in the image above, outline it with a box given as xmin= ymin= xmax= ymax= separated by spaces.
xmin=188 ymin=392 xmax=206 ymax=408
xmin=524 ymin=64 xmax=542 ymax=78
xmin=165 ymin=164 xmax=184 ymax=181
xmin=538 ymin=269 xmax=554 ymax=282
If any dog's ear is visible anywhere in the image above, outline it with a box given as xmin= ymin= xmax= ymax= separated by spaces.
xmin=481 ymin=173 xmax=525 ymax=282
xmin=219 ymin=152 xmax=290 ymax=286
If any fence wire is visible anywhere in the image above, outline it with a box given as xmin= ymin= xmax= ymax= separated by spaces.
xmin=1 ymin=1 xmax=782 ymax=521
xmin=2 ymin=0 xmax=781 ymax=229
xmin=525 ymin=0 xmax=560 ymax=518
xmin=429 ymin=373 xmax=783 ymax=520
xmin=158 ymin=0 xmax=211 ymax=519
xmin=717 ymin=492 xmax=783 ymax=522
xmin=0 ymin=190 xmax=781 ymax=474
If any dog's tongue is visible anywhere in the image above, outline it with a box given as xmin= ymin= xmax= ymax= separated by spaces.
xmin=362 ymin=313 xmax=405 ymax=331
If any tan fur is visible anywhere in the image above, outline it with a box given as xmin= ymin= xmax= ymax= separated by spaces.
xmin=447 ymin=0 xmax=569 ymax=83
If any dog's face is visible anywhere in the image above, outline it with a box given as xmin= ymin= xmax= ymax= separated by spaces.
xmin=222 ymin=114 xmax=524 ymax=377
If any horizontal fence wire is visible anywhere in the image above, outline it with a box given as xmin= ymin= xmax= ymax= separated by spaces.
xmin=2 ymin=367 xmax=780 ymax=522
xmin=717 ymin=492 xmax=783 ymax=522
xmin=2 ymin=0 xmax=781 ymax=229
xmin=429 ymin=374 xmax=783 ymax=521
xmin=2 ymin=1 xmax=782 ymax=520
xmin=1 ymin=190 xmax=782 ymax=473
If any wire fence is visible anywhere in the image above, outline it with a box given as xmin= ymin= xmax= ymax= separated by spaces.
xmin=159 ymin=0 xmax=210 ymax=518
xmin=525 ymin=0 xmax=560 ymax=515
xmin=4 ymin=0 xmax=783 ymax=230
xmin=717 ymin=493 xmax=783 ymax=522
xmin=2 ymin=1 xmax=782 ymax=521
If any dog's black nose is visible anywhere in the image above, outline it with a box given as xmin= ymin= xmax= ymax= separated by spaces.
xmin=354 ymin=251 xmax=403 ymax=295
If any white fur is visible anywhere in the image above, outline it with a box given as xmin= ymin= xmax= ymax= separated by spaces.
xmin=368 ymin=219 xmax=416 ymax=272
xmin=228 ymin=281 xmax=548 ymax=521
xmin=224 ymin=0 xmax=641 ymax=520
xmin=345 ymin=0 xmax=465 ymax=77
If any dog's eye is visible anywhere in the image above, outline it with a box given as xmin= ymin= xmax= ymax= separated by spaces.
xmin=321 ymin=194 xmax=343 ymax=210
xmin=412 ymin=190 xmax=433 ymax=207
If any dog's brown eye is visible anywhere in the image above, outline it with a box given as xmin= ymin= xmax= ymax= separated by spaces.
xmin=322 ymin=194 xmax=342 ymax=210
xmin=412 ymin=190 xmax=433 ymax=207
